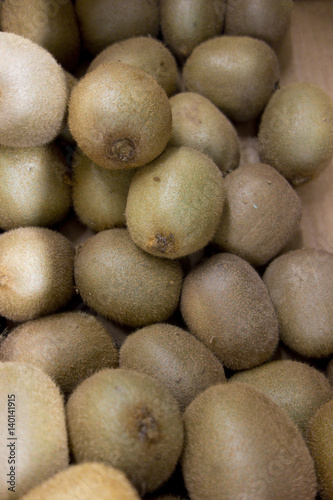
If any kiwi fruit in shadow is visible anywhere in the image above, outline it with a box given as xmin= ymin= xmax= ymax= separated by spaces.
xmin=0 ymin=32 xmax=68 ymax=148
xmin=87 ymin=36 xmax=178 ymax=97
xmin=68 ymin=62 xmax=172 ymax=170
xmin=66 ymin=368 xmax=184 ymax=495
xmin=180 ymin=252 xmax=279 ymax=370
xmin=0 ymin=311 xmax=119 ymax=397
xmin=74 ymin=228 xmax=183 ymax=328
xmin=183 ymin=35 xmax=280 ymax=122
xmin=0 ymin=362 xmax=68 ymax=499
xmin=75 ymin=0 xmax=159 ymax=55
xmin=0 ymin=227 xmax=74 ymax=322
xmin=258 ymin=82 xmax=333 ymax=185
xmin=168 ymin=92 xmax=240 ymax=173
xmin=182 ymin=382 xmax=317 ymax=500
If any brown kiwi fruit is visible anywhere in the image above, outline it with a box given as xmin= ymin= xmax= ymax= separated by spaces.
xmin=326 ymin=358 xmax=333 ymax=386
xmin=66 ymin=368 xmax=184 ymax=495
xmin=0 ymin=311 xmax=119 ymax=397
xmin=68 ymin=62 xmax=172 ymax=170
xmin=180 ymin=252 xmax=279 ymax=370
xmin=0 ymin=227 xmax=74 ymax=322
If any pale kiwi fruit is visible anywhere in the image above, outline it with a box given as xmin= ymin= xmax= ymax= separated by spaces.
xmin=87 ymin=36 xmax=178 ymax=97
xmin=119 ymin=323 xmax=226 ymax=411
xmin=0 ymin=0 xmax=81 ymax=71
xmin=20 ymin=463 xmax=141 ymax=500
xmin=258 ymin=82 xmax=333 ymax=184
xmin=180 ymin=252 xmax=279 ymax=370
xmin=68 ymin=62 xmax=172 ymax=170
xmin=168 ymin=92 xmax=240 ymax=173
xmin=212 ymin=162 xmax=302 ymax=266
xmin=74 ymin=228 xmax=183 ymax=327
xmin=0 ymin=143 xmax=71 ymax=230
xmin=75 ymin=0 xmax=159 ymax=55
xmin=72 ymin=149 xmax=136 ymax=232
xmin=182 ymin=383 xmax=317 ymax=500
xmin=66 ymin=368 xmax=184 ymax=495
xmin=0 ymin=311 xmax=119 ymax=397
xmin=263 ymin=248 xmax=333 ymax=358
xmin=0 ymin=227 xmax=74 ymax=322
xmin=183 ymin=35 xmax=280 ymax=122
xmin=0 ymin=362 xmax=68 ymax=499
xmin=125 ymin=146 xmax=225 ymax=259
xmin=0 ymin=32 xmax=68 ymax=147
xmin=230 ymin=360 xmax=332 ymax=436
xmin=160 ymin=0 xmax=226 ymax=60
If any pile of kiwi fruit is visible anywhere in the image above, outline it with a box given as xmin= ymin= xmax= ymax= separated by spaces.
xmin=1 ymin=0 xmax=333 ymax=498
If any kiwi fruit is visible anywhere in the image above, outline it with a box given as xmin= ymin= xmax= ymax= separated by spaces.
xmin=263 ymin=248 xmax=333 ymax=358
xmin=224 ymin=0 xmax=294 ymax=47
xmin=182 ymin=382 xmax=317 ymax=500
xmin=0 ymin=311 xmax=119 ymax=397
xmin=230 ymin=360 xmax=332 ymax=436
xmin=180 ymin=252 xmax=279 ymax=370
xmin=74 ymin=228 xmax=183 ymax=327
xmin=258 ymin=82 xmax=333 ymax=185
xmin=0 ymin=143 xmax=71 ymax=230
xmin=0 ymin=362 xmax=68 ymax=499
xmin=326 ymin=358 xmax=333 ymax=386
xmin=168 ymin=92 xmax=240 ymax=173
xmin=72 ymin=149 xmax=136 ymax=232
xmin=212 ymin=162 xmax=302 ymax=266
xmin=183 ymin=35 xmax=280 ymax=122
xmin=87 ymin=36 xmax=178 ymax=97
xmin=68 ymin=62 xmax=172 ymax=170
xmin=125 ymin=146 xmax=225 ymax=259
xmin=119 ymin=323 xmax=226 ymax=411
xmin=0 ymin=227 xmax=74 ymax=322
xmin=0 ymin=32 xmax=68 ymax=148
xmin=66 ymin=368 xmax=184 ymax=495
xmin=75 ymin=0 xmax=159 ymax=55
xmin=0 ymin=0 xmax=81 ymax=71
xmin=20 ymin=462 xmax=141 ymax=500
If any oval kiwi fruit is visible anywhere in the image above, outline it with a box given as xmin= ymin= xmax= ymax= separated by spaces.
xmin=0 ymin=227 xmax=74 ymax=322
xmin=0 ymin=32 xmax=68 ymax=148
xmin=183 ymin=35 xmax=280 ymax=121
xmin=258 ymin=82 xmax=333 ymax=185
xmin=68 ymin=62 xmax=172 ymax=170
xmin=66 ymin=368 xmax=184 ymax=495
xmin=0 ymin=362 xmax=68 ymax=499
xmin=180 ymin=252 xmax=279 ymax=370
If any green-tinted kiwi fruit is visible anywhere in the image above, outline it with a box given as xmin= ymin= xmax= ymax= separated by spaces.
xmin=263 ymin=249 xmax=333 ymax=358
xmin=21 ymin=463 xmax=141 ymax=500
xmin=67 ymin=368 xmax=184 ymax=495
xmin=119 ymin=323 xmax=226 ymax=411
xmin=74 ymin=228 xmax=183 ymax=327
xmin=160 ymin=0 xmax=226 ymax=60
xmin=0 ymin=362 xmax=68 ymax=499
xmin=75 ymin=0 xmax=159 ymax=55
xmin=224 ymin=0 xmax=294 ymax=47
xmin=180 ymin=252 xmax=279 ymax=370
xmin=0 ymin=0 xmax=81 ymax=71
xmin=0 ymin=143 xmax=71 ymax=230
xmin=125 ymin=146 xmax=225 ymax=259
xmin=0 ymin=227 xmax=74 ymax=322
xmin=258 ymin=83 xmax=333 ymax=185
xmin=168 ymin=92 xmax=240 ymax=173
xmin=0 ymin=312 xmax=119 ymax=397
xmin=72 ymin=149 xmax=136 ymax=232
xmin=58 ymin=70 xmax=78 ymax=145
xmin=68 ymin=62 xmax=172 ymax=170
xmin=212 ymin=162 xmax=302 ymax=266
xmin=183 ymin=36 xmax=280 ymax=122
xmin=87 ymin=37 xmax=178 ymax=97
xmin=0 ymin=32 xmax=68 ymax=147
xmin=230 ymin=360 xmax=332 ymax=436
